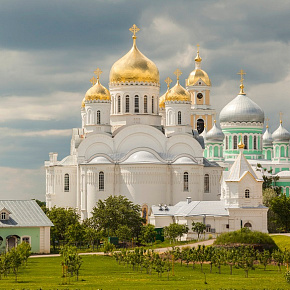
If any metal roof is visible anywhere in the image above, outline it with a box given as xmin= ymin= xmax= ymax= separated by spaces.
xmin=0 ymin=200 xmax=53 ymax=228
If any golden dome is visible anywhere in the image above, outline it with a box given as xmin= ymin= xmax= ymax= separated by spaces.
xmin=109 ymin=25 xmax=159 ymax=84
xmin=82 ymin=72 xmax=110 ymax=108
xmin=166 ymin=69 xmax=190 ymax=102
xmin=186 ymin=69 xmax=211 ymax=86
xmin=187 ymin=45 xmax=211 ymax=87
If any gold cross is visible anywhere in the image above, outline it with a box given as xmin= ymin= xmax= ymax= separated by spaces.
xmin=237 ymin=69 xmax=246 ymax=94
xmin=197 ymin=44 xmax=200 ymax=53
xmin=129 ymin=24 xmax=140 ymax=37
xmin=90 ymin=76 xmax=97 ymax=86
xmin=174 ymin=69 xmax=182 ymax=81
xmin=265 ymin=117 xmax=269 ymax=128
xmin=164 ymin=77 xmax=172 ymax=89
xmin=94 ymin=68 xmax=102 ymax=80
xmin=279 ymin=112 xmax=283 ymax=124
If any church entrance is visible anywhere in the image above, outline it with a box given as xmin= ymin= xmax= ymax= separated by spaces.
xmin=6 ymin=235 xmax=18 ymax=250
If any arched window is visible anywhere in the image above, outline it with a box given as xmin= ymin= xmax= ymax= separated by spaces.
xmin=183 ymin=172 xmax=189 ymax=192
xmin=244 ymin=222 xmax=252 ymax=228
xmin=197 ymin=119 xmax=204 ymax=134
xmin=64 ymin=174 xmax=69 ymax=192
xmin=97 ymin=110 xmax=101 ymax=124
xmin=254 ymin=136 xmax=257 ymax=150
xmin=233 ymin=135 xmax=237 ymax=149
xmin=245 ymin=189 xmax=250 ymax=198
xmin=178 ymin=111 xmax=182 ymax=125
xmin=152 ymin=96 xmax=154 ymax=113
xmin=99 ymin=171 xmax=104 ymax=191
xmin=204 ymin=174 xmax=209 ymax=193
xmin=125 ymin=95 xmax=130 ymax=113
xmin=225 ymin=136 xmax=228 ymax=150
xmin=244 ymin=135 xmax=248 ymax=149
xmin=134 ymin=95 xmax=139 ymax=113
xmin=144 ymin=95 xmax=148 ymax=113
xmin=197 ymin=93 xmax=203 ymax=99
xmin=118 ymin=96 xmax=121 ymax=113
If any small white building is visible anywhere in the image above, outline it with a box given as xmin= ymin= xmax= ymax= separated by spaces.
xmin=150 ymin=143 xmax=268 ymax=239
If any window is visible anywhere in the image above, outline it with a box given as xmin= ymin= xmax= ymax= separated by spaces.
xmin=244 ymin=135 xmax=248 ymax=149
xmin=244 ymin=222 xmax=252 ymax=228
xmin=118 ymin=96 xmax=121 ymax=113
xmin=245 ymin=189 xmax=250 ymax=198
xmin=144 ymin=95 xmax=147 ymax=113
xmin=254 ymin=136 xmax=257 ymax=150
xmin=233 ymin=136 xmax=237 ymax=149
xmin=197 ymin=93 xmax=203 ymax=99
xmin=99 ymin=171 xmax=104 ymax=191
xmin=134 ymin=95 xmax=139 ymax=113
xmin=1 ymin=212 xmax=6 ymax=220
xmin=204 ymin=174 xmax=209 ymax=193
xmin=64 ymin=174 xmax=69 ymax=192
xmin=197 ymin=119 xmax=204 ymax=134
xmin=22 ymin=237 xmax=30 ymax=244
xmin=97 ymin=110 xmax=101 ymax=124
xmin=225 ymin=136 xmax=228 ymax=150
xmin=126 ymin=95 xmax=130 ymax=113
xmin=183 ymin=172 xmax=189 ymax=192
xmin=152 ymin=96 xmax=154 ymax=113
xmin=206 ymin=224 xmax=211 ymax=233
xmin=178 ymin=111 xmax=182 ymax=125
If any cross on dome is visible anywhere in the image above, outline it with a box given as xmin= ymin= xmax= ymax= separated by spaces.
xmin=279 ymin=112 xmax=283 ymax=124
xmin=265 ymin=117 xmax=269 ymax=128
xmin=195 ymin=44 xmax=202 ymax=62
xmin=174 ymin=69 xmax=182 ymax=82
xmin=164 ymin=77 xmax=172 ymax=89
xmin=94 ymin=68 xmax=102 ymax=80
xmin=237 ymin=69 xmax=246 ymax=95
xmin=90 ymin=76 xmax=97 ymax=86
xmin=129 ymin=24 xmax=140 ymax=38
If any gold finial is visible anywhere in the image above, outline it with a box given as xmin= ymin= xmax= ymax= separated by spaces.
xmin=237 ymin=69 xmax=246 ymax=95
xmin=94 ymin=68 xmax=102 ymax=81
xmin=195 ymin=44 xmax=202 ymax=62
xmin=265 ymin=117 xmax=269 ymax=129
xmin=238 ymin=134 xmax=245 ymax=149
xmin=90 ymin=76 xmax=97 ymax=86
xmin=164 ymin=77 xmax=172 ymax=90
xmin=279 ymin=112 xmax=283 ymax=124
xmin=129 ymin=24 xmax=140 ymax=46
xmin=174 ymin=69 xmax=182 ymax=83
xmin=214 ymin=119 xmax=216 ymax=124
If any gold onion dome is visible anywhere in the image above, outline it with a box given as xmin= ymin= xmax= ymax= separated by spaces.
xmin=166 ymin=69 xmax=191 ymax=102
xmin=109 ymin=25 xmax=159 ymax=84
xmin=82 ymin=68 xmax=110 ymax=108
xmin=186 ymin=45 xmax=211 ymax=86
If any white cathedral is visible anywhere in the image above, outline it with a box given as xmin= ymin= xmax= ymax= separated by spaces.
xmin=45 ymin=25 xmax=273 ymax=235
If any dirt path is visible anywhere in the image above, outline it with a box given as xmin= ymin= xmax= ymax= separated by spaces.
xmin=30 ymin=239 xmax=215 ymax=258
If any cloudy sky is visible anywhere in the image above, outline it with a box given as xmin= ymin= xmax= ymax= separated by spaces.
xmin=0 ymin=0 xmax=290 ymax=201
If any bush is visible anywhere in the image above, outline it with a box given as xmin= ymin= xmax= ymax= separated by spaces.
xmin=285 ymin=271 xmax=290 ymax=284
xmin=214 ymin=228 xmax=277 ymax=249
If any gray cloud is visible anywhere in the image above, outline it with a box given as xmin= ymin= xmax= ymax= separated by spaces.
xmin=0 ymin=0 xmax=290 ymax=200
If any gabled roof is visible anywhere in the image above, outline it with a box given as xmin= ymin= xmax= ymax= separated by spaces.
xmin=151 ymin=201 xmax=228 ymax=217
xmin=0 ymin=200 xmax=53 ymax=228
xmin=227 ymin=151 xmax=259 ymax=181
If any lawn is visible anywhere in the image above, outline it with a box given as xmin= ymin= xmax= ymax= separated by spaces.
xmin=271 ymin=235 xmax=290 ymax=251
xmin=0 ymin=254 xmax=288 ymax=289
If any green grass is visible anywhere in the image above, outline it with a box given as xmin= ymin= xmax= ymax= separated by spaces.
xmin=0 ymin=255 xmax=288 ymax=289
xmin=271 ymin=235 xmax=290 ymax=251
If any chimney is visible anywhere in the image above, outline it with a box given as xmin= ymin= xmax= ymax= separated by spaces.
xmin=186 ymin=197 xmax=192 ymax=204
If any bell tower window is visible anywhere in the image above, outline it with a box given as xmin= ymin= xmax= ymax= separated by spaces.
xmin=118 ymin=96 xmax=121 ymax=113
xmin=197 ymin=93 xmax=203 ymax=99
xmin=97 ymin=110 xmax=101 ymax=124
xmin=183 ymin=172 xmax=189 ymax=192
xmin=197 ymin=119 xmax=204 ymax=134
xmin=245 ymin=189 xmax=250 ymax=198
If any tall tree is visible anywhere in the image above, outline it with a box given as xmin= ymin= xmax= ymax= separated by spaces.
xmin=270 ymin=195 xmax=290 ymax=232
xmin=91 ymin=195 xmax=144 ymax=239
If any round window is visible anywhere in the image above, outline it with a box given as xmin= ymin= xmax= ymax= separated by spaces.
xmin=197 ymin=93 xmax=203 ymax=99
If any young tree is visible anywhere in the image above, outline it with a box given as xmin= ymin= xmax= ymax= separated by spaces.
xmin=17 ymin=242 xmax=31 ymax=266
xmin=164 ymin=223 xmax=188 ymax=243
xmin=140 ymin=224 xmax=156 ymax=244
xmin=192 ymin=222 xmax=206 ymax=240
xmin=258 ymin=250 xmax=271 ymax=270
xmin=8 ymin=248 xmax=22 ymax=282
